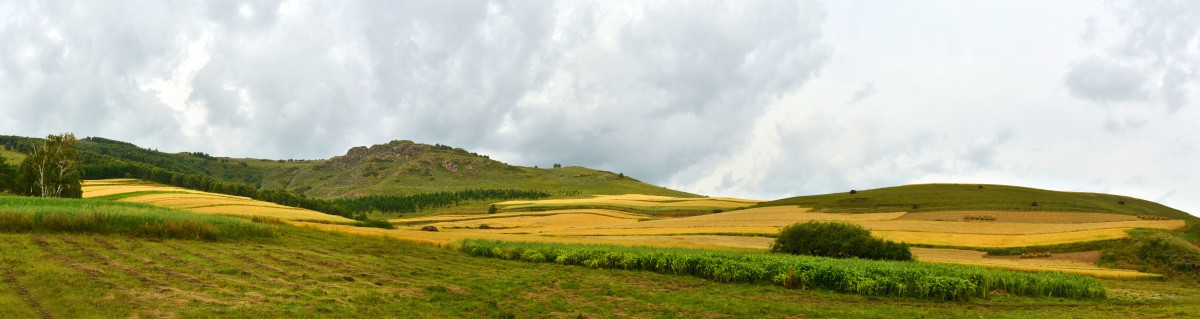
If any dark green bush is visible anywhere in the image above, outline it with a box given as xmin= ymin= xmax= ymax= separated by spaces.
xmin=771 ymin=221 xmax=912 ymax=261
xmin=352 ymin=218 xmax=395 ymax=229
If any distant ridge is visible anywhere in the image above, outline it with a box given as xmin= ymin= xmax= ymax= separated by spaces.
xmin=754 ymin=183 xmax=1192 ymax=219
xmin=0 ymin=135 xmax=696 ymax=199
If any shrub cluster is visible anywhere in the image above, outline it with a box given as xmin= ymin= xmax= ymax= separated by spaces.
xmin=963 ymin=215 xmax=997 ymax=221
xmin=351 ymin=218 xmax=395 ymax=229
xmin=456 ymin=240 xmax=1106 ymax=301
xmin=771 ymin=221 xmax=912 ymax=261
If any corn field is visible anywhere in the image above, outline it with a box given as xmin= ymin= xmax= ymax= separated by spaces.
xmin=456 ymin=239 xmax=1106 ymax=301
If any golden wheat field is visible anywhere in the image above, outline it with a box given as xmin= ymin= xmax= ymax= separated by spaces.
xmin=293 ymin=221 xmax=760 ymax=252
xmin=872 ymin=228 xmax=1136 ymax=247
xmin=392 ymin=204 xmax=1185 ymax=247
xmin=897 ymin=211 xmax=1142 ymax=223
xmin=384 ymin=199 xmax=1187 ymax=278
xmin=495 ymin=194 xmax=761 ymax=209
xmin=393 ymin=209 xmax=652 ymax=225
xmin=81 ymin=179 xmax=355 ymax=223
xmin=911 ymin=248 xmax=1160 ymax=279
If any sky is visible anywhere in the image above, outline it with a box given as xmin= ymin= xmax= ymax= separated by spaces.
xmin=2 ymin=1 xmax=1198 ymax=215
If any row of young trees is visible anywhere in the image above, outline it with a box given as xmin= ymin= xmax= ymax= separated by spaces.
xmin=0 ymin=133 xmax=83 ymax=198
xmin=332 ymin=189 xmax=551 ymax=214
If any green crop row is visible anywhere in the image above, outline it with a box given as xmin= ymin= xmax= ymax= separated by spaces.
xmin=0 ymin=196 xmax=275 ymax=240
xmin=455 ymin=239 xmax=1106 ymax=301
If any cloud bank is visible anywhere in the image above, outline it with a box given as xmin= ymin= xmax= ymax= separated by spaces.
xmin=2 ymin=1 xmax=1198 ymax=216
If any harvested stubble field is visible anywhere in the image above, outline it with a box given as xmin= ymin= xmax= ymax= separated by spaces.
xmin=911 ymin=248 xmax=1158 ymax=279
xmin=898 ymin=211 xmax=1143 ymax=223
xmin=388 ymin=200 xmax=1184 ymax=278
xmin=392 ymin=209 xmax=652 ymax=225
xmin=495 ymin=194 xmax=760 ymax=213
xmin=81 ymin=179 xmax=354 ymax=223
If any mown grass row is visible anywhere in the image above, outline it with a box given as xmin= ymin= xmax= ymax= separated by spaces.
xmin=0 ymin=196 xmax=274 ymax=240
xmin=456 ymin=240 xmax=1106 ymax=301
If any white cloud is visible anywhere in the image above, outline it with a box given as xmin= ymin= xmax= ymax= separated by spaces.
xmin=1 ymin=0 xmax=1198 ymax=216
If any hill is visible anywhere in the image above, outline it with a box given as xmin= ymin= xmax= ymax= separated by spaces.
xmin=250 ymin=140 xmax=696 ymax=198
xmin=753 ymin=183 xmax=1193 ymax=220
xmin=0 ymin=135 xmax=695 ymax=199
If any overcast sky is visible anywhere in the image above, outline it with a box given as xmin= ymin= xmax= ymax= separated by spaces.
xmin=2 ymin=1 xmax=1198 ymax=215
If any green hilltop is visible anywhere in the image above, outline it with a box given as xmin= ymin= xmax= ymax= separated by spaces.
xmin=0 ymin=135 xmax=695 ymax=199
xmin=754 ymin=183 xmax=1193 ymax=219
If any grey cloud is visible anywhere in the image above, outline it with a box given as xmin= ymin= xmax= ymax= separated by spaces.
xmin=0 ymin=0 xmax=831 ymax=185
xmin=962 ymin=129 xmax=1013 ymax=169
xmin=1067 ymin=1 xmax=1200 ymax=112
xmin=1064 ymin=56 xmax=1149 ymax=103
xmin=848 ymin=82 xmax=875 ymax=104
xmin=1101 ymin=116 xmax=1147 ymax=133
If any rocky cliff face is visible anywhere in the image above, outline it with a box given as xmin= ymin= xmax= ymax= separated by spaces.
xmin=329 ymin=140 xmax=432 ymax=168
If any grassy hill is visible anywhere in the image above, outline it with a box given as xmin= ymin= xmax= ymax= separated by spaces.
xmin=0 ymin=148 xmax=24 ymax=165
xmin=251 ymin=140 xmax=696 ymax=198
xmin=754 ymin=184 xmax=1193 ymax=219
xmin=0 ymin=135 xmax=694 ymax=199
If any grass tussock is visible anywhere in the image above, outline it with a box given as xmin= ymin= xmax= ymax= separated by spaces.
xmin=0 ymin=196 xmax=274 ymax=240
xmin=456 ymin=239 xmax=1107 ymax=301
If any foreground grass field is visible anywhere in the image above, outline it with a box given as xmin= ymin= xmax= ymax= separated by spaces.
xmin=4 ymin=222 xmax=1200 ymax=317
xmin=82 ymin=179 xmax=354 ymax=223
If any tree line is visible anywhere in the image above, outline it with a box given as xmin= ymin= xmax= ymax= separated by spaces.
xmin=332 ymin=189 xmax=551 ymax=214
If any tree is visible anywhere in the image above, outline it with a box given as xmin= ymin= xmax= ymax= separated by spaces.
xmin=17 ymin=133 xmax=82 ymax=198
xmin=487 ymin=204 xmax=498 ymax=214
xmin=0 ymin=161 xmax=14 ymax=193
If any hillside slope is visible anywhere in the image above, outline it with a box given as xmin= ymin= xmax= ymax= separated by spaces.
xmin=253 ymin=140 xmax=695 ymax=198
xmin=754 ymin=184 xmax=1193 ymax=219
xmin=0 ymin=135 xmax=694 ymax=199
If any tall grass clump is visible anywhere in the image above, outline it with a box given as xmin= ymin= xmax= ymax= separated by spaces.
xmin=0 ymin=196 xmax=274 ymax=240
xmin=455 ymin=239 xmax=1106 ymax=301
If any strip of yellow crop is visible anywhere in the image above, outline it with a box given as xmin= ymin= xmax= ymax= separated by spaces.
xmin=192 ymin=206 xmax=350 ymax=222
xmin=586 ymin=235 xmax=775 ymax=250
xmin=874 ymin=228 xmax=1135 ymax=248
xmin=292 ymin=222 xmax=756 ymax=252
xmin=540 ymin=226 xmax=781 ymax=236
xmin=495 ymin=194 xmax=760 ymax=209
xmin=82 ymin=179 xmax=355 ymax=223
xmin=898 ymin=211 xmax=1141 ymax=223
xmin=430 ymin=213 xmax=643 ymax=230
xmin=911 ymin=248 xmax=1160 ymax=279
xmin=852 ymin=220 xmax=1184 ymax=235
xmin=393 ymin=209 xmax=651 ymax=224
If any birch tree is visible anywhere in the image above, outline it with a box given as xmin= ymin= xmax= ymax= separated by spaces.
xmin=18 ymin=133 xmax=82 ymax=198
